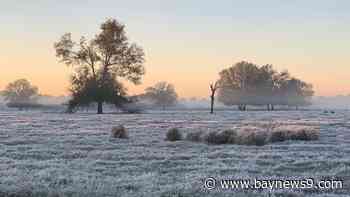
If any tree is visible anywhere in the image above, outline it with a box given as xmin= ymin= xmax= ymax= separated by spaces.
xmin=209 ymin=81 xmax=220 ymax=114
xmin=217 ymin=61 xmax=314 ymax=110
xmin=2 ymin=79 xmax=39 ymax=109
xmin=272 ymin=72 xmax=314 ymax=109
xmin=144 ymin=82 xmax=178 ymax=110
xmin=282 ymin=78 xmax=314 ymax=109
xmin=54 ymin=18 xmax=145 ymax=114
xmin=217 ymin=61 xmax=260 ymax=111
xmin=256 ymin=64 xmax=275 ymax=110
xmin=271 ymin=70 xmax=291 ymax=109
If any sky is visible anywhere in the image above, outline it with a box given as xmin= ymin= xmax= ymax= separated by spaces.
xmin=1 ymin=0 xmax=350 ymax=98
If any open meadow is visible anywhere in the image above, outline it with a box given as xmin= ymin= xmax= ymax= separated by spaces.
xmin=0 ymin=109 xmax=349 ymax=197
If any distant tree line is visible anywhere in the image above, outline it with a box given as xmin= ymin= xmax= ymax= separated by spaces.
xmin=216 ymin=61 xmax=314 ymax=111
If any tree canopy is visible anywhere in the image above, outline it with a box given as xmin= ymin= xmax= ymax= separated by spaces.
xmin=217 ymin=61 xmax=314 ymax=110
xmin=2 ymin=79 xmax=40 ymax=109
xmin=144 ymin=82 xmax=178 ymax=110
xmin=54 ymin=18 xmax=145 ymax=114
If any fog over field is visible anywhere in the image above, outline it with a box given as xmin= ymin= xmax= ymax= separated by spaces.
xmin=1 ymin=95 xmax=350 ymax=110
xmin=312 ymin=96 xmax=350 ymax=110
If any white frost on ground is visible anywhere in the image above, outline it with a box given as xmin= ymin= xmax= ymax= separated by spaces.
xmin=0 ymin=110 xmax=349 ymax=196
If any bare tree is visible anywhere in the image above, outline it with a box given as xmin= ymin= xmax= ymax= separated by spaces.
xmin=144 ymin=82 xmax=178 ymax=110
xmin=209 ymin=81 xmax=220 ymax=114
xmin=54 ymin=18 xmax=145 ymax=114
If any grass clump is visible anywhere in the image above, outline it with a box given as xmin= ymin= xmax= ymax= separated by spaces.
xmin=185 ymin=130 xmax=204 ymax=142
xmin=269 ymin=130 xmax=286 ymax=142
xmin=235 ymin=126 xmax=269 ymax=146
xmin=203 ymin=129 xmax=238 ymax=145
xmin=166 ymin=128 xmax=183 ymax=141
xmin=111 ymin=125 xmax=128 ymax=139
xmin=272 ymin=125 xmax=319 ymax=141
xmin=204 ymin=131 xmax=225 ymax=144
xmin=186 ymin=124 xmax=319 ymax=146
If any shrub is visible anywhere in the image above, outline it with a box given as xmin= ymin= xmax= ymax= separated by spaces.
xmin=304 ymin=128 xmax=319 ymax=140
xmin=235 ymin=128 xmax=252 ymax=145
xmin=269 ymin=130 xmax=286 ymax=142
xmin=204 ymin=131 xmax=224 ymax=144
xmin=111 ymin=125 xmax=128 ymax=139
xmin=166 ymin=128 xmax=183 ymax=141
xmin=235 ymin=126 xmax=268 ymax=146
xmin=201 ymin=127 xmax=267 ymax=145
xmin=220 ymin=129 xmax=238 ymax=144
xmin=204 ymin=129 xmax=238 ymax=144
xmin=253 ymin=131 xmax=269 ymax=146
xmin=186 ymin=130 xmax=204 ymax=142
xmin=273 ymin=125 xmax=319 ymax=141
xmin=184 ymin=124 xmax=320 ymax=146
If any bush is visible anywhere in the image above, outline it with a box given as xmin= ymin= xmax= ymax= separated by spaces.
xmin=166 ymin=128 xmax=183 ymax=141
xmin=253 ymin=131 xmax=269 ymax=146
xmin=219 ymin=129 xmax=238 ymax=144
xmin=273 ymin=125 xmax=319 ymax=141
xmin=269 ymin=130 xmax=286 ymax=142
xmin=186 ymin=130 xmax=204 ymax=142
xmin=111 ymin=125 xmax=128 ymax=139
xmin=235 ymin=127 xmax=268 ymax=146
xmin=184 ymin=124 xmax=319 ymax=146
xmin=204 ymin=131 xmax=224 ymax=144
xmin=204 ymin=129 xmax=238 ymax=145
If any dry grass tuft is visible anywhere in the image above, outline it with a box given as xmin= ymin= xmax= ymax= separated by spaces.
xmin=235 ymin=126 xmax=269 ymax=146
xmin=166 ymin=128 xmax=183 ymax=141
xmin=219 ymin=129 xmax=238 ymax=144
xmin=203 ymin=129 xmax=238 ymax=144
xmin=185 ymin=130 xmax=204 ymax=142
xmin=204 ymin=131 xmax=224 ymax=144
xmin=272 ymin=125 xmax=319 ymax=141
xmin=269 ymin=129 xmax=286 ymax=142
xmin=111 ymin=125 xmax=128 ymax=139
xmin=186 ymin=124 xmax=319 ymax=146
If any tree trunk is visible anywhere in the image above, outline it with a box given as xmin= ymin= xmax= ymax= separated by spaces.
xmin=97 ymin=101 xmax=103 ymax=114
xmin=238 ymin=104 xmax=246 ymax=111
xmin=210 ymin=95 xmax=214 ymax=114
xmin=209 ymin=83 xmax=218 ymax=114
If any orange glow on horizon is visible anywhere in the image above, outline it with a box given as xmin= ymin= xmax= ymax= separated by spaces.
xmin=1 ymin=20 xmax=350 ymax=98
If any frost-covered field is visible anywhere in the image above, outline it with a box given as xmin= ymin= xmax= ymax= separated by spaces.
xmin=0 ymin=109 xmax=349 ymax=197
